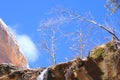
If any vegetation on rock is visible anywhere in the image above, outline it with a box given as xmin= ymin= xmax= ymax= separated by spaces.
xmin=90 ymin=47 xmax=105 ymax=59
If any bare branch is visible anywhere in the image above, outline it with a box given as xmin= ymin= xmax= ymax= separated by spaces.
xmin=51 ymin=28 xmax=56 ymax=65
xmin=105 ymin=0 xmax=120 ymax=13
xmin=38 ymin=17 xmax=66 ymax=65
xmin=62 ymin=10 xmax=119 ymax=41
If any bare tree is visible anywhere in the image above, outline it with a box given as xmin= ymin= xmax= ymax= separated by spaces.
xmin=40 ymin=9 xmax=103 ymax=59
xmin=67 ymin=23 xmax=94 ymax=58
xmin=50 ymin=8 xmax=120 ymax=58
xmin=39 ymin=3 xmax=120 ymax=62
xmin=39 ymin=28 xmax=56 ymax=65
xmin=38 ymin=17 xmax=67 ymax=65
xmin=105 ymin=0 xmax=120 ymax=13
xmin=60 ymin=9 xmax=119 ymax=41
xmin=69 ymin=29 xmax=88 ymax=58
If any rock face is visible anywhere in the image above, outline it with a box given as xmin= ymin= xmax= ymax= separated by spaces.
xmin=0 ymin=18 xmax=120 ymax=80
xmin=0 ymin=40 xmax=120 ymax=80
xmin=0 ymin=19 xmax=28 ymax=68
xmin=37 ymin=41 xmax=120 ymax=80
xmin=35 ymin=41 xmax=120 ymax=80
xmin=0 ymin=63 xmax=45 ymax=80
xmin=89 ymin=41 xmax=120 ymax=80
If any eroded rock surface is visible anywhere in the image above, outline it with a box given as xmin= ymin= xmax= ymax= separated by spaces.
xmin=0 ymin=63 xmax=45 ymax=80
xmin=0 ymin=43 xmax=120 ymax=80
xmin=37 ymin=41 xmax=120 ymax=80
xmin=0 ymin=19 xmax=28 ymax=68
xmin=0 ymin=19 xmax=120 ymax=80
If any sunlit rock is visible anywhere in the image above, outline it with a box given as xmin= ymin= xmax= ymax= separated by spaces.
xmin=0 ymin=18 xmax=28 ymax=68
xmin=0 ymin=18 xmax=120 ymax=80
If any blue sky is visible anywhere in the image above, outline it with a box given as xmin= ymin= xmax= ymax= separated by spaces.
xmin=0 ymin=0 xmax=119 ymax=68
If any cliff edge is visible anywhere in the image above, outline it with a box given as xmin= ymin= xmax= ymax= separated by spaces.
xmin=0 ymin=19 xmax=28 ymax=68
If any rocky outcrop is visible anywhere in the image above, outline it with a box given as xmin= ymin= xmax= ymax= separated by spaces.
xmin=0 ymin=41 xmax=120 ymax=80
xmin=37 ymin=41 xmax=120 ymax=80
xmin=0 ymin=19 xmax=28 ymax=68
xmin=0 ymin=63 xmax=45 ymax=80
xmin=50 ymin=41 xmax=120 ymax=80
xmin=89 ymin=41 xmax=120 ymax=80
xmin=0 ymin=18 xmax=120 ymax=80
xmin=0 ymin=59 xmax=87 ymax=80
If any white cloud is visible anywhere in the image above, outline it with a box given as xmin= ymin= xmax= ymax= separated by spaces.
xmin=9 ymin=27 xmax=39 ymax=63
xmin=17 ymin=35 xmax=38 ymax=62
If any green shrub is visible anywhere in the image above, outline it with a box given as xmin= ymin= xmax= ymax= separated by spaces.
xmin=91 ymin=47 xmax=105 ymax=59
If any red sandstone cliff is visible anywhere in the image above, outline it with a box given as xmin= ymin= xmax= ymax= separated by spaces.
xmin=0 ymin=19 xmax=28 ymax=68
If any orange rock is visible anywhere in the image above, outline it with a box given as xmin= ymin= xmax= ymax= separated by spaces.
xmin=0 ymin=18 xmax=28 ymax=68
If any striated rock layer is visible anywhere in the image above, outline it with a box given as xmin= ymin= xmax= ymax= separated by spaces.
xmin=0 ymin=19 xmax=28 ymax=68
